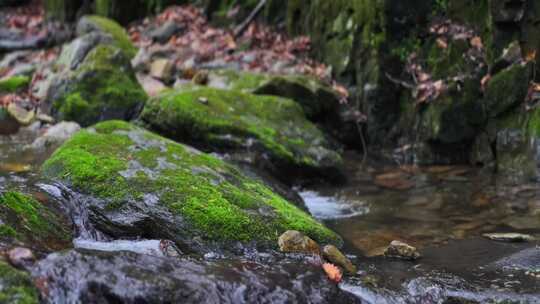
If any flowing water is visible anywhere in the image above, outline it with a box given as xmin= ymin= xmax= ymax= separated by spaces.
xmin=2 ymin=129 xmax=540 ymax=303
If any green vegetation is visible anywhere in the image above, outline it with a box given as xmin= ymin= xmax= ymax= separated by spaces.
xmin=42 ymin=121 xmax=341 ymax=246
xmin=0 ymin=262 xmax=38 ymax=304
xmin=0 ymin=76 xmax=30 ymax=93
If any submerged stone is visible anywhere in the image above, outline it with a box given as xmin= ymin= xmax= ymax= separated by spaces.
xmin=140 ymin=86 xmax=344 ymax=183
xmin=41 ymin=120 xmax=341 ymax=253
xmin=0 ymin=191 xmax=72 ymax=252
xmin=384 ymin=240 xmax=421 ymax=261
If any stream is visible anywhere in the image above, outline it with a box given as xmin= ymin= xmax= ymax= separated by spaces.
xmin=1 ymin=126 xmax=540 ymax=303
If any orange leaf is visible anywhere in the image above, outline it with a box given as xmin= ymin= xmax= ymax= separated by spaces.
xmin=322 ymin=263 xmax=342 ymax=283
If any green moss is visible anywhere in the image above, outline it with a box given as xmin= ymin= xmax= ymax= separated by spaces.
xmin=140 ymin=86 xmax=341 ymax=170
xmin=0 ymin=262 xmax=38 ymax=304
xmin=0 ymin=191 xmax=72 ymax=251
xmin=81 ymin=15 xmax=137 ymax=58
xmin=52 ymin=44 xmax=147 ymax=127
xmin=0 ymin=76 xmax=30 ymax=93
xmin=42 ymin=120 xmax=341 ymax=246
xmin=484 ymin=64 xmax=530 ymax=118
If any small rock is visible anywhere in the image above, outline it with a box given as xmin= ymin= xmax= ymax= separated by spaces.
xmin=7 ymin=247 xmax=35 ymax=269
xmin=148 ymin=21 xmax=185 ymax=43
xmin=7 ymin=103 xmax=34 ymax=126
xmin=29 ymin=121 xmax=81 ymax=150
xmin=384 ymin=240 xmax=420 ymax=260
xmin=192 ymin=70 xmax=209 ymax=85
xmin=150 ymin=59 xmax=174 ymax=82
xmin=483 ymin=233 xmax=535 ymax=242
xmin=35 ymin=113 xmax=55 ymax=124
xmin=278 ymin=230 xmax=320 ymax=254
xmin=322 ymin=245 xmax=357 ymax=274
xmin=0 ymin=106 xmax=20 ymax=135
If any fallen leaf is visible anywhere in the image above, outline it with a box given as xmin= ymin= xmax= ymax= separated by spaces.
xmin=322 ymin=263 xmax=342 ymax=283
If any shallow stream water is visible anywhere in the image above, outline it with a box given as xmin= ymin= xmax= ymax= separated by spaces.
xmin=1 ymin=129 xmax=540 ymax=303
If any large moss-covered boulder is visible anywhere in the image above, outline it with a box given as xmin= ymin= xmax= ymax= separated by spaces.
xmin=0 ymin=191 xmax=72 ymax=252
xmin=41 ymin=121 xmax=341 ymax=253
xmin=140 ymin=86 xmax=344 ymax=183
xmin=47 ymin=22 xmax=146 ymax=127
xmin=206 ymin=70 xmax=342 ymax=122
xmin=0 ymin=261 xmax=38 ymax=304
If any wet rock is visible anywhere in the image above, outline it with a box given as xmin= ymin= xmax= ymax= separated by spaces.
xmin=278 ymin=230 xmax=320 ymax=254
xmin=73 ymin=239 xmax=182 ymax=258
xmin=33 ymin=249 xmax=359 ymax=304
xmin=0 ymin=191 xmax=72 ymax=252
xmin=384 ymin=240 xmax=421 ymax=260
xmin=6 ymin=103 xmax=34 ymax=126
xmin=149 ymin=58 xmax=174 ymax=82
xmin=483 ymin=233 xmax=535 ymax=242
xmin=41 ymin=121 xmax=341 ymax=253
xmin=140 ymin=85 xmax=344 ymax=184
xmin=29 ymin=121 xmax=81 ymax=150
xmin=322 ymin=245 xmax=356 ymax=274
xmin=0 ymin=260 xmax=38 ymax=303
xmin=148 ymin=20 xmax=185 ymax=43
xmin=46 ymin=26 xmax=147 ymax=127
xmin=7 ymin=247 xmax=35 ymax=269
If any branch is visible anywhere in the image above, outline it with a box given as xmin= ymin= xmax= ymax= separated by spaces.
xmin=233 ymin=0 xmax=267 ymax=38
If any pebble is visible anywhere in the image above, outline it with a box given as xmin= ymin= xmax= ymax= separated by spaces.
xmin=7 ymin=247 xmax=35 ymax=269
xmin=384 ymin=240 xmax=421 ymax=260
xmin=278 ymin=230 xmax=320 ymax=254
xmin=483 ymin=233 xmax=535 ymax=242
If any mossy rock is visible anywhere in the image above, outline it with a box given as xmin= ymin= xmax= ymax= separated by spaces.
xmin=207 ymin=70 xmax=342 ymax=121
xmin=41 ymin=120 xmax=341 ymax=253
xmin=49 ymin=43 xmax=147 ymax=127
xmin=0 ymin=191 xmax=72 ymax=252
xmin=76 ymin=15 xmax=137 ymax=59
xmin=0 ymin=261 xmax=38 ymax=304
xmin=484 ymin=63 xmax=531 ymax=118
xmin=0 ymin=76 xmax=30 ymax=94
xmin=140 ymin=86 xmax=344 ymax=183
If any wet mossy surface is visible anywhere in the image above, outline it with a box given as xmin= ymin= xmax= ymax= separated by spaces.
xmin=41 ymin=120 xmax=342 ymax=250
xmin=0 ymin=261 xmax=38 ymax=304
xmin=0 ymin=191 xmax=72 ymax=251
xmin=140 ymin=86 xmax=343 ymax=181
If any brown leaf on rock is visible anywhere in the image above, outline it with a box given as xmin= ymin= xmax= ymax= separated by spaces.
xmin=322 ymin=263 xmax=342 ymax=283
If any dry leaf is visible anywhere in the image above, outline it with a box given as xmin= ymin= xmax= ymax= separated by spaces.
xmin=322 ymin=263 xmax=342 ymax=283
xmin=470 ymin=36 xmax=483 ymax=50
xmin=436 ymin=38 xmax=448 ymax=49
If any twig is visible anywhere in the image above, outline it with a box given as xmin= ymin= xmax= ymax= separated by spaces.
xmin=233 ymin=0 xmax=267 ymax=38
